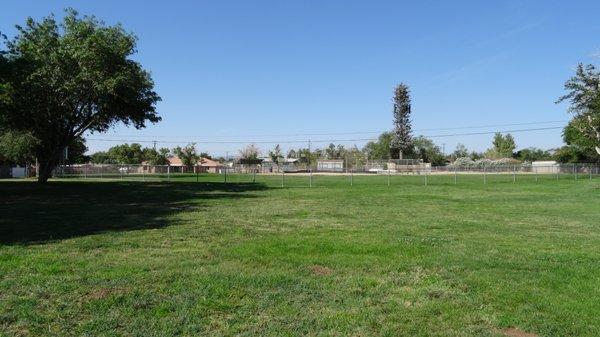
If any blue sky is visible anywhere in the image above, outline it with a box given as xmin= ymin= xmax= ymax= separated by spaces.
xmin=2 ymin=1 xmax=600 ymax=156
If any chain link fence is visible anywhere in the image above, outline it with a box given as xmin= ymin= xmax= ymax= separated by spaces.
xmin=35 ymin=162 xmax=600 ymax=187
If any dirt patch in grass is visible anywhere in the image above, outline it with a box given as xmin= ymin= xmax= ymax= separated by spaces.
xmin=309 ymin=265 xmax=333 ymax=276
xmin=84 ymin=287 xmax=127 ymax=301
xmin=499 ymin=327 xmax=538 ymax=337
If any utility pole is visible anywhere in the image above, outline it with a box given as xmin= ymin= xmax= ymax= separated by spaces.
xmin=153 ymin=140 xmax=157 ymax=151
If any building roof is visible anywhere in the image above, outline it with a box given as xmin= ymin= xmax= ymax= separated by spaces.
xmin=142 ymin=156 xmax=222 ymax=167
xmin=200 ymin=158 xmax=222 ymax=167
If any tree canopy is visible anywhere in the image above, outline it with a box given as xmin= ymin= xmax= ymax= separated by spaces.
xmin=557 ymin=63 xmax=600 ymax=155
xmin=0 ymin=9 xmax=160 ymax=182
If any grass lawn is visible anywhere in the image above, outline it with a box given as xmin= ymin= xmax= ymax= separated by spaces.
xmin=1 ymin=175 xmax=599 ymax=336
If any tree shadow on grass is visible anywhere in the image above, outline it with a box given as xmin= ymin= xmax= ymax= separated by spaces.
xmin=0 ymin=181 xmax=268 ymax=245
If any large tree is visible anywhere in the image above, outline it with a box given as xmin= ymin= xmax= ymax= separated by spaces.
xmin=0 ymin=9 xmax=161 ymax=182
xmin=391 ymin=83 xmax=413 ymax=159
xmin=557 ymin=63 xmax=600 ymax=155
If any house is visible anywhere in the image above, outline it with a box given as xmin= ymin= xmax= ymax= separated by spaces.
xmin=316 ymin=159 xmax=344 ymax=172
xmin=198 ymin=157 xmax=223 ymax=173
xmin=141 ymin=156 xmax=223 ymax=173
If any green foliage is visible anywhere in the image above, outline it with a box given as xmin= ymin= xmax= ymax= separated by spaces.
xmin=64 ymin=137 xmax=88 ymax=164
xmin=89 ymin=151 xmax=113 ymax=164
xmin=0 ymin=131 xmax=38 ymax=165
xmin=269 ymin=144 xmax=283 ymax=163
xmin=363 ymin=131 xmax=395 ymax=160
xmin=173 ymin=143 xmax=199 ymax=168
xmin=557 ymin=63 xmax=600 ymax=155
xmin=513 ymin=147 xmax=552 ymax=162
xmin=148 ymin=148 xmax=171 ymax=165
xmin=452 ymin=143 xmax=469 ymax=159
xmin=107 ymin=143 xmax=146 ymax=164
xmin=489 ymin=133 xmax=516 ymax=158
xmin=411 ymin=136 xmax=445 ymax=165
xmin=553 ymin=118 xmax=600 ymax=163
xmin=1 ymin=9 xmax=160 ymax=182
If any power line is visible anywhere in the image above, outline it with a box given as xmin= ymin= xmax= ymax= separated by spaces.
xmin=87 ymin=126 xmax=563 ymax=145
xmin=87 ymin=120 xmax=567 ymax=139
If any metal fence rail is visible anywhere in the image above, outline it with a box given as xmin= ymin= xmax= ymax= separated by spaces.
xmin=36 ymin=163 xmax=600 ymax=187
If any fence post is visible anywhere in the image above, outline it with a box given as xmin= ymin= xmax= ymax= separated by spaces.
xmin=483 ymin=165 xmax=486 ymax=185
xmin=556 ymin=165 xmax=559 ymax=180
xmin=350 ymin=169 xmax=353 ymax=187
xmin=535 ymin=167 xmax=538 ymax=182
xmin=143 ymin=167 xmax=146 ymax=182
xmin=309 ymin=169 xmax=312 ymax=188
xmin=84 ymin=165 xmax=87 ymax=179
xmin=590 ymin=165 xmax=593 ymax=181
xmin=513 ymin=165 xmax=516 ymax=183
xmin=121 ymin=165 xmax=124 ymax=180
xmin=574 ymin=163 xmax=577 ymax=180
xmin=387 ymin=167 xmax=390 ymax=187
xmin=281 ymin=170 xmax=284 ymax=188
xmin=224 ymin=165 xmax=227 ymax=183
xmin=252 ymin=167 xmax=256 ymax=183
xmin=167 ymin=165 xmax=170 ymax=182
xmin=454 ymin=166 xmax=457 ymax=185
xmin=100 ymin=165 xmax=103 ymax=180
xmin=424 ymin=171 xmax=428 ymax=186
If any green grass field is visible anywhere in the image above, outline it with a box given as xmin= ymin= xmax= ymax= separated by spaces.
xmin=1 ymin=175 xmax=599 ymax=336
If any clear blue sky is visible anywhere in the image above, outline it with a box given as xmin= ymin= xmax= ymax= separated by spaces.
xmin=2 ymin=0 xmax=600 ymax=156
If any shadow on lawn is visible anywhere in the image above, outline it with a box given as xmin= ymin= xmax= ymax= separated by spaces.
xmin=0 ymin=181 xmax=267 ymax=245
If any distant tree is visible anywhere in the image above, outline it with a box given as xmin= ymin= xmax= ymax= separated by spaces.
xmin=513 ymin=147 xmax=552 ymax=162
xmin=269 ymin=144 xmax=283 ymax=163
xmin=173 ymin=143 xmax=199 ymax=168
xmin=452 ymin=143 xmax=469 ymax=159
xmin=470 ymin=151 xmax=484 ymax=160
xmin=0 ymin=9 xmax=160 ymax=182
xmin=325 ymin=143 xmax=337 ymax=159
xmin=345 ymin=145 xmax=366 ymax=169
xmin=363 ymin=131 xmax=395 ymax=160
xmin=412 ymin=136 xmax=445 ymax=166
xmin=147 ymin=148 xmax=170 ymax=165
xmin=287 ymin=149 xmax=297 ymax=159
xmin=90 ymin=151 xmax=113 ymax=164
xmin=239 ymin=144 xmax=261 ymax=164
xmin=199 ymin=152 xmax=212 ymax=160
xmin=489 ymin=133 xmax=516 ymax=158
xmin=391 ymin=83 xmax=413 ymax=159
xmin=557 ymin=63 xmax=600 ymax=155
xmin=105 ymin=143 xmax=146 ymax=164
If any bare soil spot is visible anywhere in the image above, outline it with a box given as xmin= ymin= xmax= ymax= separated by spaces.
xmin=309 ymin=265 xmax=333 ymax=276
xmin=85 ymin=287 xmax=127 ymax=301
xmin=499 ymin=327 xmax=538 ymax=337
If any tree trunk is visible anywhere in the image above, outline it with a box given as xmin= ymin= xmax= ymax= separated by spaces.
xmin=37 ymin=160 xmax=55 ymax=183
